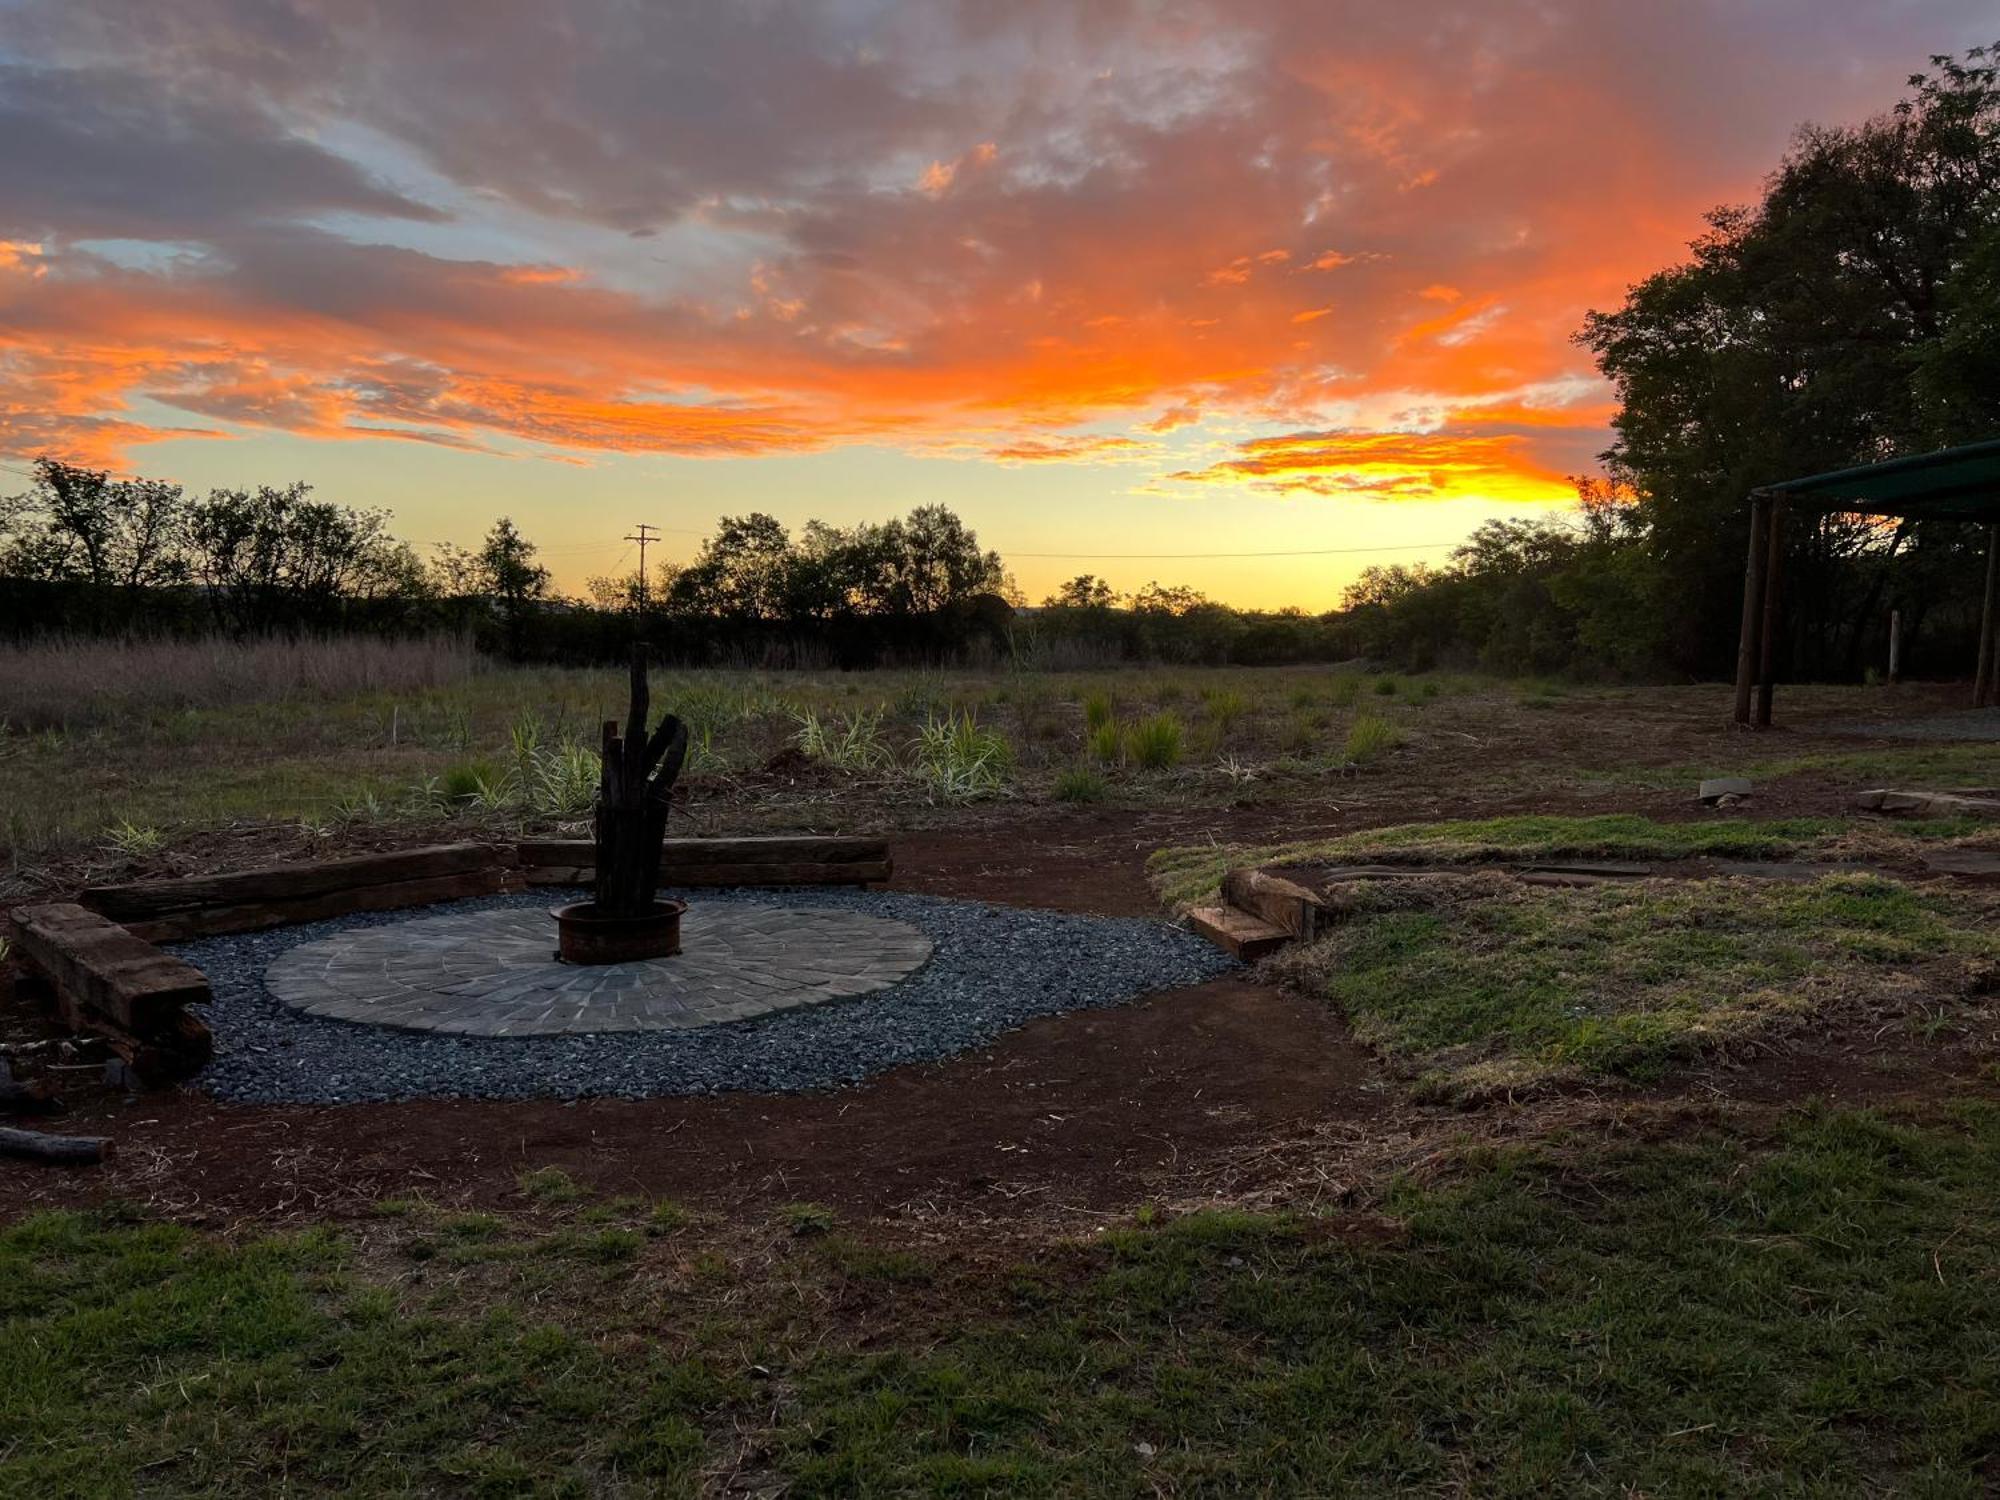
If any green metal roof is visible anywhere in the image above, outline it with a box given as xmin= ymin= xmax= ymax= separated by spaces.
xmin=1760 ymin=438 xmax=2000 ymax=522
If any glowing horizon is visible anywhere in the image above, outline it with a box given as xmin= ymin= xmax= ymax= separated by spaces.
xmin=1 ymin=1 xmax=1990 ymax=608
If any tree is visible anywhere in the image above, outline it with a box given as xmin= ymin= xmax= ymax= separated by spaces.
xmin=476 ymin=518 xmax=550 ymax=656
xmin=0 ymin=458 xmax=186 ymax=589
xmin=1577 ymin=44 xmax=2000 ymax=677
xmin=185 ymin=483 xmax=394 ymax=632
xmin=1044 ymin=574 xmax=1117 ymax=609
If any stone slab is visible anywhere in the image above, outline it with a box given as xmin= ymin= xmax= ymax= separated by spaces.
xmin=264 ymin=904 xmax=933 ymax=1036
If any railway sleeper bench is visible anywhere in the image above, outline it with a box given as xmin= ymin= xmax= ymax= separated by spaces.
xmin=7 ymin=902 xmax=213 ymax=1082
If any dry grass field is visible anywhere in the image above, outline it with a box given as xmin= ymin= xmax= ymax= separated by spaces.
xmin=5 ymin=638 xmax=2000 ymax=1495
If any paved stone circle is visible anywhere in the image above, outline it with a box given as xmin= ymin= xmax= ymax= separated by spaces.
xmin=264 ymin=905 xmax=934 ymax=1036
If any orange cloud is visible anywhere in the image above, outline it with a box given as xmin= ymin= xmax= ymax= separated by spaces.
xmin=0 ymin=0 xmax=1927 ymax=519
xmin=1169 ymin=429 xmax=1574 ymax=504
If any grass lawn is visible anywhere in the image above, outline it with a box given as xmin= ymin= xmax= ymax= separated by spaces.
xmin=1146 ymin=812 xmax=1990 ymax=911
xmin=1270 ymin=872 xmax=2000 ymax=1097
xmin=6 ymin=1105 xmax=2000 ymax=1495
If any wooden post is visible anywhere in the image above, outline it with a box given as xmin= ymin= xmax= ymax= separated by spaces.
xmin=1755 ymin=498 xmax=1785 ymax=727
xmin=1888 ymin=609 xmax=1901 ymax=685
xmin=1733 ymin=493 xmax=1772 ymax=726
xmin=1978 ymin=523 xmax=1999 ymax=709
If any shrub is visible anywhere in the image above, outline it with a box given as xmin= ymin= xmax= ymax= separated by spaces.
xmin=793 ymin=707 xmax=893 ymax=770
xmin=910 ymin=710 xmax=1012 ymax=801
xmin=1054 ymin=766 xmax=1109 ymax=802
xmin=1201 ymin=688 xmax=1247 ymax=731
xmin=1345 ymin=711 xmax=1402 ymax=765
xmin=779 ymin=1201 xmax=836 ymax=1236
xmin=101 ymin=820 xmax=164 ymax=855
xmin=1373 ymin=675 xmax=1399 ymax=696
xmin=1082 ymin=690 xmax=1115 ymax=731
xmin=1125 ymin=712 xmax=1184 ymax=769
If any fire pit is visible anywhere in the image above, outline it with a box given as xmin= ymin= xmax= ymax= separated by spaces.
xmin=551 ymin=898 xmax=687 ymax=963
xmin=554 ymin=643 xmax=690 ymax=965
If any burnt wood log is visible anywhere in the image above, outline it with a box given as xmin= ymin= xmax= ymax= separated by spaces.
xmin=0 ymin=1126 xmax=112 ymax=1165
xmin=0 ymin=1076 xmax=62 ymax=1116
xmin=594 ymin=644 xmax=689 ymax=919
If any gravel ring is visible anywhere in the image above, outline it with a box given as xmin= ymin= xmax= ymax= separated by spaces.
xmin=1817 ymin=707 xmax=2000 ymax=743
xmin=173 ymin=888 xmax=1238 ymax=1104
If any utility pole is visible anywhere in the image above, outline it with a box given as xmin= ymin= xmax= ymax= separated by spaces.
xmin=623 ymin=523 xmax=658 ymax=612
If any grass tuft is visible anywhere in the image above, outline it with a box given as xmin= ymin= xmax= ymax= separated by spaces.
xmin=1124 ymin=712 xmax=1184 ymax=770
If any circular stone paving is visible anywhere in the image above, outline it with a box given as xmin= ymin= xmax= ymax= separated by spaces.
xmin=265 ymin=905 xmax=933 ymax=1036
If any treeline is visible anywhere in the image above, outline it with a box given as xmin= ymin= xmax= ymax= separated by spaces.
xmin=0 ymin=459 xmax=1357 ymax=666
xmin=1346 ymin=47 xmax=2000 ymax=682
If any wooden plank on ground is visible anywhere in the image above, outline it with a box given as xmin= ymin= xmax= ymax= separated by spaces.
xmin=516 ymin=835 xmax=888 ymax=868
xmin=1222 ymin=868 xmax=1327 ymax=940
xmin=1925 ymin=849 xmax=2000 ymax=884
xmin=120 ymin=868 xmax=508 ymax=942
xmin=82 ymin=843 xmax=508 ymax=920
xmin=1186 ymin=904 xmax=1292 ymax=961
xmin=7 ymin=903 xmax=211 ymax=1033
xmin=525 ymin=860 xmax=889 ymax=888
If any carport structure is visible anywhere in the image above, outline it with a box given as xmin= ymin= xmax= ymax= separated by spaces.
xmin=1734 ymin=439 xmax=2000 ymax=726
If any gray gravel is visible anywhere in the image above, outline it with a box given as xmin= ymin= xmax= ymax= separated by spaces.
xmin=173 ymin=889 xmax=1237 ymax=1104
xmin=1820 ymin=707 xmax=2000 ymax=742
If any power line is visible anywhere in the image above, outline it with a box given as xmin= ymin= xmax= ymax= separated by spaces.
xmin=623 ymin=523 xmax=659 ymax=610
xmin=1002 ymin=540 xmax=1465 ymax=560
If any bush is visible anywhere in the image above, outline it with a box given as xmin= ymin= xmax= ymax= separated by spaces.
xmin=1201 ymin=688 xmax=1247 ymax=731
xmin=1345 ymin=711 xmax=1402 ymax=766
xmin=910 ymin=711 xmax=1012 ymax=801
xmin=1373 ymin=675 xmax=1399 ymax=696
xmin=1053 ymin=766 xmax=1109 ymax=803
xmin=1125 ymin=712 xmax=1184 ymax=769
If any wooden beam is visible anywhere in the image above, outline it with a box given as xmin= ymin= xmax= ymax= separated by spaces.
xmin=517 ymin=835 xmax=889 ymax=868
xmin=1733 ymin=493 xmax=1772 ymax=726
xmin=120 ymin=868 xmax=507 ymax=943
xmin=8 ymin=903 xmax=210 ymax=1033
xmin=82 ymin=843 xmax=505 ymax=920
xmin=1977 ymin=522 xmax=1998 ymax=709
xmin=1755 ymin=497 xmax=1786 ymax=727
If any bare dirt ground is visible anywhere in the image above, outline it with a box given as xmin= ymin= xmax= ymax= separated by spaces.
xmin=4 ymin=678 xmax=1996 ymax=1234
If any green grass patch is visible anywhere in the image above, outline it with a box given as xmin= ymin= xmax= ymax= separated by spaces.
xmin=1147 ymin=812 xmax=1979 ymax=911
xmin=1607 ymin=740 xmax=2000 ymax=793
xmin=11 ymin=1105 xmax=2000 ymax=1492
xmin=1272 ymin=873 xmax=1999 ymax=1094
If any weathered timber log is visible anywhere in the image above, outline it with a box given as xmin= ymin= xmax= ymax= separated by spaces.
xmin=8 ymin=904 xmax=210 ymax=1033
xmin=81 ymin=843 xmax=508 ymax=920
xmin=0 ymin=1126 xmax=112 ymax=1165
xmin=1221 ymin=869 xmax=1327 ymax=941
xmin=594 ymin=644 xmax=690 ymax=920
xmin=525 ymin=858 xmax=888 ymax=888
xmin=518 ymin=834 xmax=889 ymax=868
xmin=0 ymin=1076 xmax=61 ymax=1116
xmin=120 ymin=868 xmax=507 ymax=942
xmin=1186 ymin=904 xmax=1292 ymax=961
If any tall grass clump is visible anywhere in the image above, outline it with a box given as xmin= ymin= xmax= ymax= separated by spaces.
xmin=1082 ymin=690 xmax=1115 ymax=732
xmin=0 ymin=633 xmax=479 ymax=731
xmin=1201 ymin=688 xmax=1247 ymax=732
xmin=1327 ymin=674 xmax=1362 ymax=707
xmin=910 ymin=711 xmax=1012 ymax=801
xmin=1344 ymin=711 xmax=1402 ymax=766
xmin=1053 ymin=766 xmax=1109 ymax=803
xmin=793 ymin=707 xmax=893 ymax=770
xmin=1088 ymin=721 xmax=1123 ymax=764
xmin=1125 ymin=712 xmax=1184 ymax=769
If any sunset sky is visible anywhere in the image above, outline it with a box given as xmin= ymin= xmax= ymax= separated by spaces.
xmin=1 ymin=1 xmax=1991 ymax=608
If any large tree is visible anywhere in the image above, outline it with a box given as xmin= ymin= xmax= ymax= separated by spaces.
xmin=1578 ymin=46 xmax=1999 ymax=677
